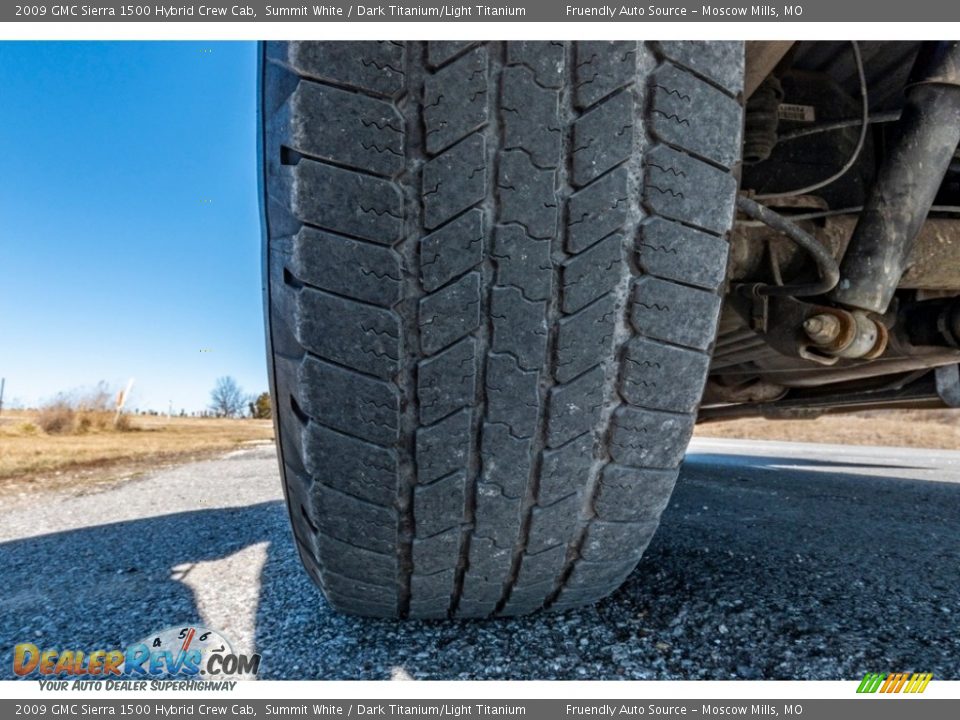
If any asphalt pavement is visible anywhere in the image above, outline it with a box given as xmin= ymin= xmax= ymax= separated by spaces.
xmin=2 ymin=437 xmax=958 ymax=680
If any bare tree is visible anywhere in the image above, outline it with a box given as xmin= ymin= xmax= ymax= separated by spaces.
xmin=209 ymin=376 xmax=245 ymax=418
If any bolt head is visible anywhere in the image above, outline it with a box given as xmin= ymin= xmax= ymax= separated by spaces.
xmin=803 ymin=313 xmax=842 ymax=345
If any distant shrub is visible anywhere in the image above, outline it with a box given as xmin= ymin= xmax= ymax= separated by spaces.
xmin=17 ymin=422 xmax=38 ymax=435
xmin=35 ymin=382 xmax=135 ymax=435
xmin=37 ymin=400 xmax=76 ymax=434
xmin=77 ymin=410 xmax=113 ymax=431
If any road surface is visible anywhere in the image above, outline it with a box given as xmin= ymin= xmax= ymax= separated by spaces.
xmin=2 ymin=438 xmax=958 ymax=680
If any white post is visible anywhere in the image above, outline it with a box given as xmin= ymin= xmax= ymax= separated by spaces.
xmin=114 ymin=378 xmax=135 ymax=427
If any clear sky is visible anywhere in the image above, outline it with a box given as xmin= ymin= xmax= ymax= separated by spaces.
xmin=0 ymin=41 xmax=267 ymax=413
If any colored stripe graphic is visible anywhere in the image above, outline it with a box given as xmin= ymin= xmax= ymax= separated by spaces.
xmin=857 ymin=673 xmax=885 ymax=693
xmin=857 ymin=672 xmax=932 ymax=694
xmin=907 ymin=673 xmax=933 ymax=693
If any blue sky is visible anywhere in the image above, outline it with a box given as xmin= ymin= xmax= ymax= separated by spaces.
xmin=0 ymin=41 xmax=267 ymax=413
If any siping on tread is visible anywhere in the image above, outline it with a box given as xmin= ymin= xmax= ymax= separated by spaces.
xmin=262 ymin=41 xmax=744 ymax=619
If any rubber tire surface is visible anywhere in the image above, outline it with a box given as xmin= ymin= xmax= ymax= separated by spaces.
xmin=260 ymin=41 xmax=744 ymax=619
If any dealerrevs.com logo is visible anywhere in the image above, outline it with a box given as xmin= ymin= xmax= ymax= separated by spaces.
xmin=13 ymin=625 xmax=260 ymax=688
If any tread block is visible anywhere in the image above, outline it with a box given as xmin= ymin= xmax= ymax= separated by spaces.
xmin=555 ymin=294 xmax=617 ymax=383
xmin=325 ymin=595 xmax=398 ymax=618
xmin=315 ymin=532 xmax=397 ymax=582
xmin=580 ymin=520 xmax=656 ymax=563
xmin=500 ymin=593 xmax=548 ymax=617
xmin=411 ymin=569 xmax=457 ymax=601
xmin=501 ymin=65 xmax=562 ymax=169
xmin=424 ymin=46 xmax=489 ymax=155
xmin=630 ymin=275 xmax=722 ymax=351
xmin=428 ymin=41 xmax=475 ymax=68
xmin=572 ymin=90 xmax=634 ymax=187
xmin=561 ymin=233 xmax=622 ymax=314
xmin=419 ymin=209 xmax=485 ymax=293
xmin=540 ymin=433 xmax=594 ymax=505
xmin=566 ymin=167 xmax=629 ymax=254
xmin=474 ymin=489 xmax=524 ymax=549
xmin=492 ymin=225 xmax=553 ymax=302
xmin=547 ymin=365 xmax=606 ymax=448
xmin=291 ymin=226 xmax=401 ymax=307
xmin=422 ymin=133 xmax=487 ymax=229
xmin=321 ymin=567 xmax=394 ymax=602
xmin=490 ymin=286 xmax=548 ymax=372
xmin=643 ymin=144 xmax=737 ymax=236
xmin=595 ymin=464 xmax=678 ymax=523
xmin=462 ymin=530 xmax=517 ymax=614
xmin=514 ymin=546 xmax=567 ymax=588
xmin=416 ymin=409 xmax=472 ymax=484
xmin=485 ymin=354 xmax=540 ymax=439
xmin=498 ymin=149 xmax=558 ymax=240
xmin=298 ymin=356 xmax=400 ymax=445
xmin=289 ymin=159 xmax=403 ymax=244
xmin=649 ymin=63 xmax=743 ymax=170
xmin=481 ymin=422 xmax=534 ymax=499
xmin=656 ymin=41 xmax=744 ymax=97
xmin=414 ymin=470 xmax=467 ymax=537
xmin=528 ymin=493 xmax=581 ymax=554
xmin=506 ymin=41 xmax=565 ymax=89
xmin=303 ymin=423 xmax=397 ymax=506
xmin=312 ymin=484 xmax=398 ymax=554
xmin=418 ymin=271 xmax=481 ymax=355
xmin=621 ymin=336 xmax=710 ymax=413
xmin=637 ymin=217 xmax=729 ymax=291
xmin=501 ymin=582 xmax=556 ymax=615
xmin=409 ymin=598 xmax=450 ymax=620
xmin=575 ymin=41 xmax=637 ymax=109
xmin=412 ymin=527 xmax=461 ymax=575
xmin=456 ymin=599 xmax=498 ymax=618
xmin=609 ymin=406 xmax=693 ymax=468
xmin=283 ymin=80 xmax=404 ymax=176
xmin=269 ymin=41 xmax=405 ymax=98
xmin=563 ymin=556 xmax=637 ymax=593
xmin=417 ymin=337 xmax=477 ymax=425
xmin=295 ymin=287 xmax=400 ymax=379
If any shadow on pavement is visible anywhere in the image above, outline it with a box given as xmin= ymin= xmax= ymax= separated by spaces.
xmin=1 ymin=458 xmax=958 ymax=680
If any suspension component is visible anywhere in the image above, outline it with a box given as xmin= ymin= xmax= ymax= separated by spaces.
xmin=744 ymin=76 xmax=784 ymax=165
xmin=801 ymin=308 xmax=888 ymax=360
xmin=830 ymin=41 xmax=960 ymax=314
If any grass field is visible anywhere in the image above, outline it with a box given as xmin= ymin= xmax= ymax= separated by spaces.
xmin=1 ymin=405 xmax=957 ymax=496
xmin=695 ymin=409 xmax=960 ymax=450
xmin=0 ymin=410 xmax=274 ymax=493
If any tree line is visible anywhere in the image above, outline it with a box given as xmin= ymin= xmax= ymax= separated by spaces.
xmin=209 ymin=376 xmax=271 ymax=419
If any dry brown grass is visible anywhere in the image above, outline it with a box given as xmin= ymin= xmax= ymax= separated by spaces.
xmin=32 ymin=383 xmax=138 ymax=435
xmin=3 ymin=402 xmax=956 ymax=498
xmin=695 ymin=409 xmax=960 ymax=450
xmin=0 ymin=410 xmax=274 ymax=492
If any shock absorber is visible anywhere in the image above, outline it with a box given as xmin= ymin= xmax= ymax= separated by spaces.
xmin=830 ymin=41 xmax=960 ymax=314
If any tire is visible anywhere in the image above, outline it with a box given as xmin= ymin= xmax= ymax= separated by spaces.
xmin=260 ymin=41 xmax=744 ymax=619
